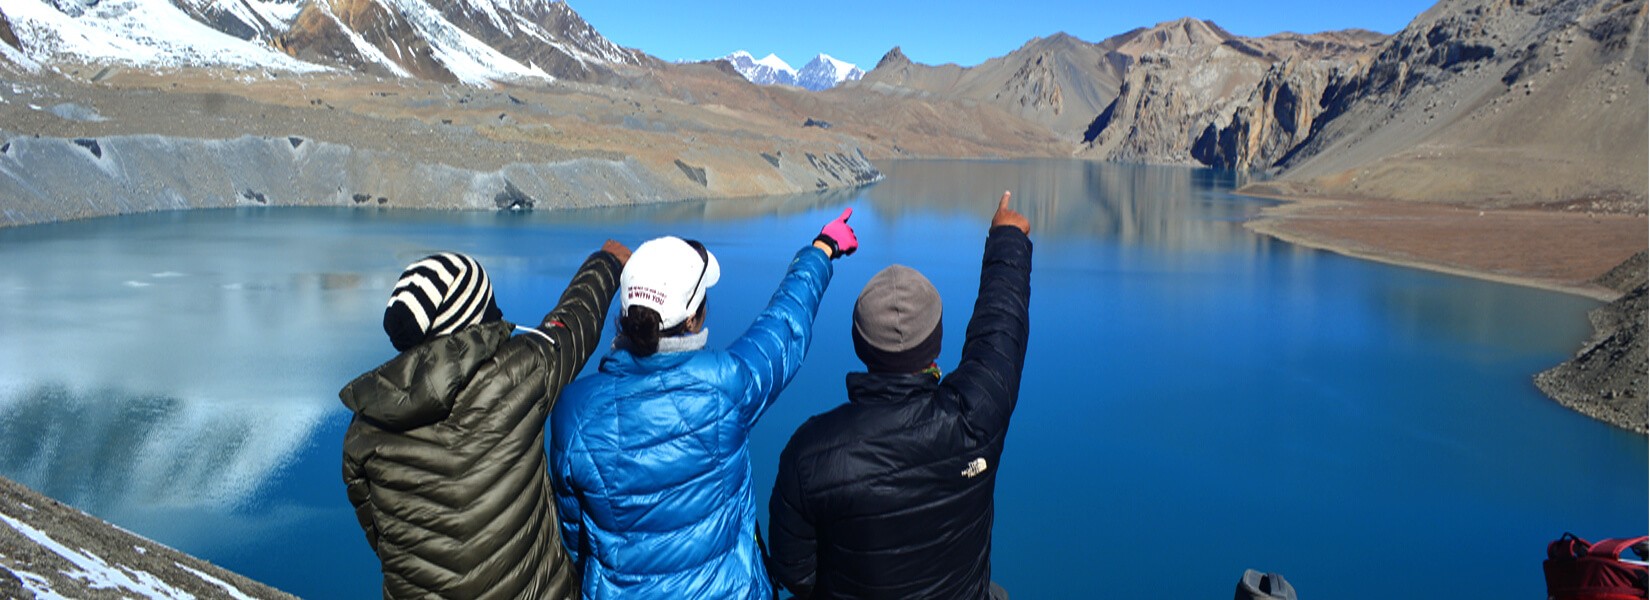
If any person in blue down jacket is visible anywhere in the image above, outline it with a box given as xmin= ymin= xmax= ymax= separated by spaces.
xmin=768 ymin=192 xmax=1032 ymax=600
xmin=550 ymin=209 xmax=859 ymax=599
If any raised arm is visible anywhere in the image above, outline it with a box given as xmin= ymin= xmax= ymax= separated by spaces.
xmin=727 ymin=208 xmax=856 ymax=428
xmin=530 ymin=241 xmax=627 ymax=390
xmin=940 ymin=193 xmax=1032 ymax=441
xmin=726 ymin=245 xmax=832 ymax=427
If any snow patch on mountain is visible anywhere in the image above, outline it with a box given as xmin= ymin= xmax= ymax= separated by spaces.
xmin=0 ymin=509 xmax=206 ymax=599
xmin=377 ymin=0 xmax=551 ymax=85
xmin=2 ymin=0 xmax=324 ymax=72
xmin=1 ymin=0 xmax=642 ymax=86
xmin=539 ymin=1 xmax=638 ymax=65
xmin=313 ymin=4 xmax=413 ymax=78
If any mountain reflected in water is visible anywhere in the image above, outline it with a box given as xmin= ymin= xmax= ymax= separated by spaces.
xmin=0 ymin=383 xmax=325 ymax=516
xmin=865 ymin=159 xmax=1261 ymax=248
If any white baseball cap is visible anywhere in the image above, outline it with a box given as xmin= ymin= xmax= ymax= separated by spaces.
xmin=620 ymin=236 xmax=721 ymax=329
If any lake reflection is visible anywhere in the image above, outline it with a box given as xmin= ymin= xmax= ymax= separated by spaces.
xmin=0 ymin=159 xmax=1640 ymax=600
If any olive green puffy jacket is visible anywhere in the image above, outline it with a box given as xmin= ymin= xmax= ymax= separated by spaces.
xmin=340 ymin=250 xmax=620 ymax=600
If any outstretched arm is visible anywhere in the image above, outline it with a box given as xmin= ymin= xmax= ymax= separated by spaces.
xmin=726 ymin=209 xmax=855 ymax=427
xmin=726 ymin=245 xmax=833 ymax=428
xmin=531 ymin=241 xmax=627 ymax=390
xmin=941 ymin=192 xmax=1032 ymax=441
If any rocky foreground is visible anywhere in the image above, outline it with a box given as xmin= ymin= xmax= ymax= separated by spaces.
xmin=0 ymin=475 xmax=295 ymax=599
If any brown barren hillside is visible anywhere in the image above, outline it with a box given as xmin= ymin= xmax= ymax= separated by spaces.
xmin=1242 ymin=0 xmax=1648 ymax=297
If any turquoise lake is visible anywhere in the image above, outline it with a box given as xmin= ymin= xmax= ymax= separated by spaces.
xmin=0 ymin=159 xmax=1642 ymax=598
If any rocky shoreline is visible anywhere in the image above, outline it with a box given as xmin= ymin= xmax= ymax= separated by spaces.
xmin=1243 ymin=191 xmax=1648 ymax=434
xmin=1536 ymin=252 xmax=1649 ymax=434
xmin=0 ymin=474 xmax=296 ymax=599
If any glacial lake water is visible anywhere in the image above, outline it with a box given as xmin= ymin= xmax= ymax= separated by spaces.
xmin=0 ymin=159 xmax=1643 ymax=599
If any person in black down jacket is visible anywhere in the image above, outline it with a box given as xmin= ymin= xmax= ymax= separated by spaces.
xmin=768 ymin=192 xmax=1031 ymax=600
xmin=339 ymin=240 xmax=628 ymax=600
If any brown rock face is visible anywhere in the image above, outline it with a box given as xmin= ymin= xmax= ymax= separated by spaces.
xmin=276 ymin=0 xmax=457 ymax=82
xmin=855 ymin=32 xmax=1125 ymax=141
xmin=1193 ymin=58 xmax=1353 ymax=171
xmin=1078 ymin=19 xmax=1384 ymax=165
xmin=997 ymin=52 xmax=1063 ymax=116
xmin=0 ymin=10 xmax=21 ymax=52
xmin=874 ymin=46 xmax=912 ymax=71
xmin=1264 ymin=0 xmax=1649 ymax=209
xmin=428 ymin=0 xmax=647 ymax=83
xmin=270 ymin=0 xmax=649 ymax=85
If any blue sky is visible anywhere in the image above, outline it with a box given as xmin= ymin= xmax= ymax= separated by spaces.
xmin=574 ymin=0 xmax=1438 ymax=71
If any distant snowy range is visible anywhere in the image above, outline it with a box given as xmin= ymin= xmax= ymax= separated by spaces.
xmin=722 ymin=51 xmax=863 ymax=91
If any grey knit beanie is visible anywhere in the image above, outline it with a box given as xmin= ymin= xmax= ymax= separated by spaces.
xmin=852 ymin=265 xmax=943 ymax=373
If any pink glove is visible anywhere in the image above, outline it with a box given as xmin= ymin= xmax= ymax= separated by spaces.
xmin=815 ymin=207 xmax=858 ymax=259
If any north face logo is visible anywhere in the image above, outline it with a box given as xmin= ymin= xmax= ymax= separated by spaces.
xmin=961 ymin=457 xmax=988 ymax=478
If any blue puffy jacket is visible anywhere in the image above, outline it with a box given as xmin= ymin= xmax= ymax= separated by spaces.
xmin=551 ymin=246 xmax=832 ymax=599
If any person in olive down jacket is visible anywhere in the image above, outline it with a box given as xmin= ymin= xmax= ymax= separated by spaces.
xmin=550 ymin=209 xmax=858 ymax=599
xmin=339 ymin=240 xmax=629 ymax=600
xmin=769 ymin=192 xmax=1032 ymax=600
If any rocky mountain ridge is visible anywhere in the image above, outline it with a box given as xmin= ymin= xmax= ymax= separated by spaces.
xmin=854 ymin=19 xmax=1391 ymax=156
xmin=854 ymin=32 xmax=1128 ymax=141
xmin=851 ymin=0 xmax=1644 ymax=215
xmin=796 ymin=53 xmax=863 ymax=91
xmin=723 ymin=51 xmax=799 ymax=86
xmin=721 ymin=52 xmax=864 ymax=91
xmin=1083 ymin=20 xmax=1389 ymax=166
xmin=1252 ymin=0 xmax=1648 ymax=209
xmin=1 ymin=0 xmax=649 ymax=85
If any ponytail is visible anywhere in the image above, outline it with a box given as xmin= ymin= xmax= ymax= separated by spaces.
xmin=619 ymin=299 xmax=707 ymax=356
xmin=620 ymin=305 xmax=663 ymax=356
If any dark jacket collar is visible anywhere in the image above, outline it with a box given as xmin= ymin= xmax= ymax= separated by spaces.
xmin=339 ymin=320 xmax=512 ymax=431
xmin=845 ymin=371 xmax=940 ymax=406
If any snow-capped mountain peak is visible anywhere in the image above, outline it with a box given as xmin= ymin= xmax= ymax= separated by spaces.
xmin=797 ymin=53 xmax=863 ymax=91
xmin=722 ymin=50 xmax=862 ymax=91
xmin=722 ymin=49 xmax=797 ymax=87
xmin=753 ymin=52 xmax=794 ymax=73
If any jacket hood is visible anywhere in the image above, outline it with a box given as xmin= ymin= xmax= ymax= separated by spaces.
xmin=339 ymin=321 xmax=513 ymax=431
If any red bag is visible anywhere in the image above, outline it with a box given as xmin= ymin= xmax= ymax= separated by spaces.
xmin=1544 ymin=533 xmax=1649 ymax=600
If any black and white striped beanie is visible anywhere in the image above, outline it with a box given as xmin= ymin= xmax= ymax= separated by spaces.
xmin=383 ymin=252 xmax=503 ymax=352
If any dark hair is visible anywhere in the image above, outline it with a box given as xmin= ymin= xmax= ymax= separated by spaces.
xmin=619 ymin=299 xmax=707 ymax=357
xmin=620 ymin=305 xmax=663 ymax=356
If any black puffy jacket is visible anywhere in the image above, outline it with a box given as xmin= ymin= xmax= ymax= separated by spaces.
xmin=339 ymin=250 xmax=620 ymax=600
xmin=768 ymin=227 xmax=1031 ymax=600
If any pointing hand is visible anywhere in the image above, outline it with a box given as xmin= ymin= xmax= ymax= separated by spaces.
xmin=815 ymin=207 xmax=858 ymax=259
xmin=991 ymin=191 xmax=1029 ymax=235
